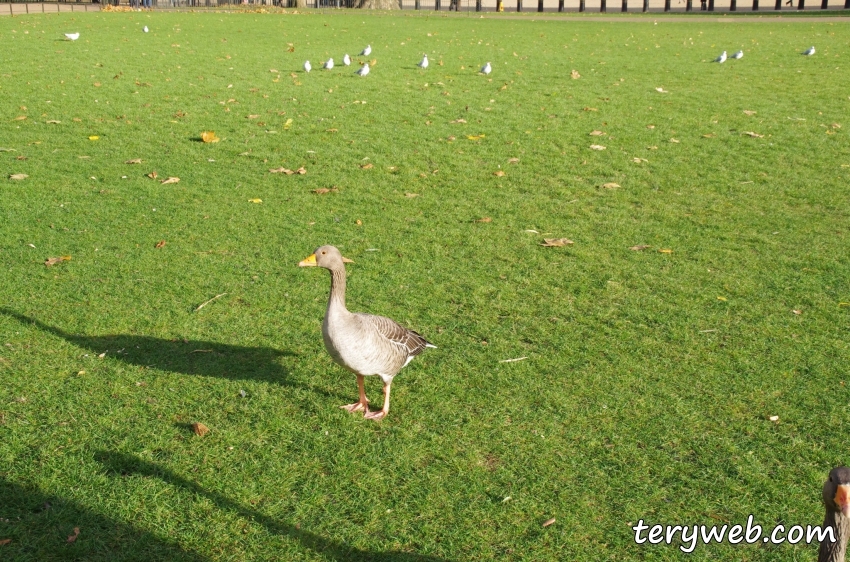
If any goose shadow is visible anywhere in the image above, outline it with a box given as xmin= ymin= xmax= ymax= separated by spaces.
xmin=0 ymin=308 xmax=344 ymax=402
xmin=94 ymin=450 xmax=449 ymax=562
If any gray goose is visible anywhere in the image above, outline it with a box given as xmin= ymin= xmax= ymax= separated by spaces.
xmin=298 ymin=245 xmax=435 ymax=420
xmin=820 ymin=467 xmax=850 ymax=562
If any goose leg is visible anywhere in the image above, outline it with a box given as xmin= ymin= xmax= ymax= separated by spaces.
xmin=340 ymin=375 xmax=369 ymax=413
xmin=364 ymin=382 xmax=391 ymax=420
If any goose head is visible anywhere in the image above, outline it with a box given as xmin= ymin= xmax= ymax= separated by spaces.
xmin=825 ymin=467 xmax=850 ymax=517
xmin=298 ymin=245 xmax=353 ymax=269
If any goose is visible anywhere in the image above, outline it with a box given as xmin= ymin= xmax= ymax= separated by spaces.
xmin=803 ymin=46 xmax=816 ymax=56
xmin=355 ymin=63 xmax=370 ymax=77
xmin=731 ymin=50 xmax=743 ymax=59
xmin=713 ymin=51 xmax=727 ymax=63
xmin=820 ymin=466 xmax=850 ymax=562
xmin=64 ymin=32 xmax=80 ymax=41
xmin=324 ymin=58 xmax=334 ymax=70
xmin=343 ymin=54 xmax=351 ymax=66
xmin=418 ymin=54 xmax=429 ymax=69
xmin=298 ymin=246 xmax=435 ymax=420
xmin=360 ymin=44 xmax=372 ymax=56
xmin=480 ymin=62 xmax=492 ymax=75
xmin=303 ymin=60 xmax=312 ymax=73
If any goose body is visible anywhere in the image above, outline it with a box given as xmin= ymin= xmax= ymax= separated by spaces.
xmin=343 ymin=53 xmax=351 ymax=66
xmin=418 ymin=54 xmax=429 ymax=69
xmin=481 ymin=62 xmax=492 ymax=75
xmin=803 ymin=46 xmax=816 ymax=56
xmin=714 ymin=51 xmax=727 ymax=63
xmin=731 ymin=50 xmax=743 ymax=59
xmin=324 ymin=58 xmax=334 ymax=70
xmin=304 ymin=60 xmax=312 ymax=73
xmin=355 ymin=63 xmax=370 ymax=77
xmin=299 ymin=245 xmax=435 ymax=420
xmin=361 ymin=45 xmax=372 ymax=56
xmin=65 ymin=32 xmax=80 ymax=41
xmin=820 ymin=467 xmax=850 ymax=562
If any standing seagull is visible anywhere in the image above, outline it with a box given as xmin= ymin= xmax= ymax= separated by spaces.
xmin=802 ymin=46 xmax=816 ymax=56
xmin=713 ymin=51 xmax=727 ymax=63
xmin=731 ymin=50 xmax=743 ymax=59
xmin=64 ymin=33 xmax=80 ymax=41
xmin=343 ymin=54 xmax=351 ymax=66
xmin=480 ymin=62 xmax=492 ymax=75
xmin=360 ymin=45 xmax=372 ymax=56
xmin=304 ymin=60 xmax=312 ymax=73
xmin=355 ymin=63 xmax=370 ymax=77
xmin=143 ymin=26 xmax=149 ymax=33
xmin=324 ymin=58 xmax=334 ymax=70
xmin=298 ymin=245 xmax=436 ymax=420
xmin=418 ymin=54 xmax=429 ymax=69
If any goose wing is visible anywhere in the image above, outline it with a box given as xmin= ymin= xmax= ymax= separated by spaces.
xmin=358 ymin=313 xmax=433 ymax=361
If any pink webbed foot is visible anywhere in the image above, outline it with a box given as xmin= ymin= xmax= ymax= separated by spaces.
xmin=340 ymin=401 xmax=368 ymax=413
xmin=363 ymin=409 xmax=387 ymax=421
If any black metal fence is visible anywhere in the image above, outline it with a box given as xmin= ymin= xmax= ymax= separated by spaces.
xmin=1 ymin=0 xmax=848 ymax=12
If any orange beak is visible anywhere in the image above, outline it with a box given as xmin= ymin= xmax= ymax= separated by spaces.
xmin=298 ymin=253 xmax=317 ymax=267
xmin=835 ymin=484 xmax=850 ymax=517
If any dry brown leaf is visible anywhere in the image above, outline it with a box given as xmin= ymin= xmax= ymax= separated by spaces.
xmin=13 ymin=116 xmax=27 ymax=121
xmin=325 ymin=128 xmax=338 ymax=133
xmin=743 ymin=131 xmax=764 ymax=138
xmin=508 ymin=158 xmax=520 ymax=164
xmin=246 ymin=114 xmax=260 ymax=119
xmin=269 ymin=167 xmax=292 ymax=174
xmin=125 ymin=158 xmax=142 ymax=164
xmin=743 ymin=110 xmax=756 ymax=116
xmin=313 ymin=188 xmax=338 ymax=194
xmin=46 ymin=120 xmax=61 ymax=124
xmin=155 ymin=240 xmax=166 ymax=249
xmin=200 ymin=131 xmax=220 ymax=143
xmin=9 ymin=174 xmax=28 ymax=180
xmin=475 ymin=217 xmax=492 ymax=223
xmin=493 ymin=170 xmax=506 ymax=177
xmin=467 ymin=134 xmax=485 ymax=141
xmin=0 ymin=539 xmax=10 ymax=546
xmin=93 ymin=82 xmax=102 ymax=87
xmin=669 ymin=138 xmax=680 ymax=143
xmin=67 ymin=527 xmax=80 ymax=544
xmin=583 ymin=107 xmax=598 ymax=112
xmin=658 ymin=249 xmax=673 ymax=254
xmin=629 ymin=245 xmax=651 ymax=251
xmin=160 ymin=177 xmax=180 ymax=185
xmin=589 ymin=130 xmax=605 ymax=136
xmin=647 ymin=145 xmax=658 ymax=150
xmin=16 ymin=156 xmax=26 ymax=161
xmin=295 ymin=167 xmax=307 ymax=175
xmin=360 ymin=163 xmax=374 ymax=169
xmin=655 ymin=87 xmax=668 ymax=93
xmin=45 ymin=256 xmax=71 ymax=267
xmin=405 ymin=193 xmax=419 ymax=198
xmin=192 ymin=422 xmax=210 ymax=437
xmin=589 ymin=145 xmax=606 ymax=151
xmin=646 ymin=125 xmax=655 ymax=129
xmin=147 ymin=171 xmax=158 ymax=180
xmin=702 ymin=133 xmax=716 ymax=138
xmin=602 ymin=182 xmax=620 ymax=189
xmin=792 ymin=309 xmax=802 ymax=315
xmin=541 ymin=238 xmax=574 ymax=247
xmin=542 ymin=518 xmax=556 ymax=528
xmin=570 ymin=69 xmax=580 ymax=79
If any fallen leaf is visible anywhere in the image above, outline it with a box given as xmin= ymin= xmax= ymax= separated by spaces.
xmin=669 ymin=138 xmax=680 ymax=143
xmin=313 ymin=188 xmax=337 ymax=194
xmin=325 ymin=128 xmax=338 ymax=133
xmin=583 ymin=107 xmax=598 ymax=112
xmin=570 ymin=69 xmax=580 ymax=79
xmin=9 ymin=174 xmax=28 ymax=180
xmin=629 ymin=245 xmax=651 ymax=251
xmin=602 ymin=182 xmax=620 ymax=189
xmin=46 ymin=120 xmax=61 ymax=124
xmin=283 ymin=118 xmax=294 ymax=130
xmin=792 ymin=309 xmax=802 ymax=315
xmin=542 ymin=518 xmax=556 ymax=527
xmin=160 ymin=177 xmax=180 ymax=185
xmin=0 ymin=539 xmax=10 ymax=546
xmin=93 ymin=82 xmax=101 ymax=87
xmin=295 ymin=167 xmax=307 ymax=175
xmin=632 ymin=157 xmax=649 ymax=163
xmin=450 ymin=118 xmax=467 ymax=124
xmin=269 ymin=167 xmax=292 ymax=174
xmin=355 ymin=220 xmax=362 ymax=226
xmin=155 ymin=240 xmax=166 ymax=248
xmin=742 ymin=131 xmax=764 ymax=138
xmin=147 ymin=171 xmax=159 ymax=179
xmin=702 ymin=133 xmax=716 ymax=138
xmin=769 ymin=415 xmax=779 ymax=422
xmin=508 ymin=158 xmax=520 ymax=164
xmin=655 ymin=87 xmax=668 ymax=93
xmin=493 ymin=170 xmax=506 ymax=177
xmin=405 ymin=193 xmax=419 ymax=198
xmin=743 ymin=110 xmax=756 ymax=116
xmin=658 ymin=249 xmax=673 ymax=254
xmin=589 ymin=145 xmax=606 ymax=151
xmin=475 ymin=217 xmax=492 ymax=223
xmin=248 ymin=198 xmax=263 ymax=203
xmin=13 ymin=116 xmax=27 ymax=121
xmin=541 ymin=238 xmax=574 ymax=247
xmin=201 ymin=131 xmax=220 ymax=143
xmin=246 ymin=114 xmax=260 ymax=119
xmin=646 ymin=125 xmax=655 ymax=129
xmin=467 ymin=134 xmax=485 ymax=140
xmin=831 ymin=123 xmax=841 ymax=129
xmin=0 ymin=148 xmax=16 ymax=152
xmin=360 ymin=163 xmax=374 ymax=169
xmin=89 ymin=136 xmax=99 ymax=141
xmin=125 ymin=158 xmax=142 ymax=164
xmin=45 ymin=256 xmax=71 ymax=267
xmin=67 ymin=527 xmax=80 ymax=544
xmin=589 ymin=130 xmax=605 ymax=136
xmin=717 ymin=296 xmax=727 ymax=301
xmin=192 ymin=422 xmax=210 ymax=436
xmin=647 ymin=145 xmax=658 ymax=150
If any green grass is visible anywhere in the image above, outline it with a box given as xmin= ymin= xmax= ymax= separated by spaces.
xmin=1 ymin=9 xmax=849 ymax=561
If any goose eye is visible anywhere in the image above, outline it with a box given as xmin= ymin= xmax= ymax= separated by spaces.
xmin=322 ymin=251 xmax=326 ymax=255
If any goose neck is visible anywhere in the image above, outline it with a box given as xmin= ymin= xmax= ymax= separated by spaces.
xmin=819 ymin=510 xmax=850 ymax=562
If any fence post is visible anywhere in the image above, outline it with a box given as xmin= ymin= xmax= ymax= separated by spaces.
xmin=664 ymin=0 xmax=669 ymax=10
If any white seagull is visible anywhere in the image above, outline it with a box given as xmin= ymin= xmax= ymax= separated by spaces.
xmin=343 ymin=54 xmax=351 ymax=66
xmin=304 ymin=60 xmax=312 ymax=73
xmin=324 ymin=58 xmax=334 ymax=70
xmin=713 ymin=51 xmax=727 ymax=63
xmin=731 ymin=50 xmax=743 ymax=59
xmin=355 ymin=63 xmax=370 ymax=77
xmin=418 ymin=54 xmax=429 ymax=69
xmin=480 ymin=62 xmax=492 ymax=75
xmin=64 ymin=33 xmax=80 ymax=41
xmin=802 ymin=46 xmax=815 ymax=56
xmin=360 ymin=45 xmax=372 ymax=56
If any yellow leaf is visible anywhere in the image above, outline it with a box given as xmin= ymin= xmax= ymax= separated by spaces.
xmin=493 ymin=170 xmax=505 ymax=177
xmin=467 ymin=134 xmax=485 ymax=140
xmin=283 ymin=118 xmax=293 ymax=130
xmin=160 ymin=177 xmax=180 ymax=185
xmin=248 ymin=198 xmax=263 ymax=203
xmin=9 ymin=174 xmax=28 ymax=180
xmin=589 ymin=145 xmax=606 ymax=151
xmin=602 ymin=182 xmax=620 ymax=189
xmin=201 ymin=131 xmax=220 ymax=143
xmin=717 ymin=296 xmax=727 ymax=301
xmin=570 ymin=69 xmax=580 ymax=79
xmin=540 ymin=238 xmax=574 ymax=247
xmin=89 ymin=135 xmax=99 ymax=140
xmin=658 ymin=249 xmax=673 ymax=254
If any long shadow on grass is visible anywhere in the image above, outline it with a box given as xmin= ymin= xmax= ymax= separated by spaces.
xmin=0 ymin=308 xmax=343 ymax=401
xmin=94 ymin=450 xmax=448 ymax=562
xmin=0 ymin=475 xmax=207 ymax=561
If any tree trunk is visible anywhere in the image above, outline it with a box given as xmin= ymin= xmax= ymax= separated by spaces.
xmin=357 ymin=0 xmax=400 ymax=7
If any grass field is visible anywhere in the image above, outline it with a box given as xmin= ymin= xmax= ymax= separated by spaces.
xmin=1 ymin=9 xmax=849 ymax=561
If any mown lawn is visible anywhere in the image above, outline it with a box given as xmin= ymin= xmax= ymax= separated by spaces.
xmin=0 ymin=9 xmax=848 ymax=561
